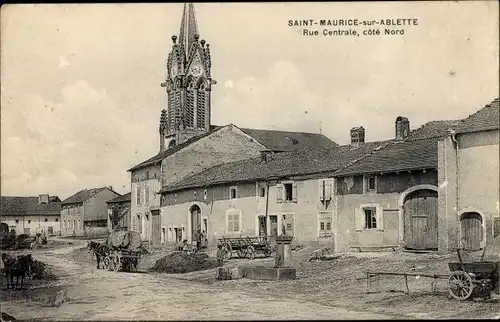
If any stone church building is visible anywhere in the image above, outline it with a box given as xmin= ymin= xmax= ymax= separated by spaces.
xmin=127 ymin=3 xmax=338 ymax=244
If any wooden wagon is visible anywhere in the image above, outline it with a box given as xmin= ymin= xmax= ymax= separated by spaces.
xmin=217 ymin=235 xmax=273 ymax=260
xmin=447 ymin=249 xmax=499 ymax=300
xmin=105 ymin=231 xmax=144 ymax=272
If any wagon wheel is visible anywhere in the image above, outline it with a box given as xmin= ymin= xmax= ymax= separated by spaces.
xmin=448 ymin=270 xmax=474 ymax=300
xmin=102 ymin=256 xmax=110 ymax=270
xmin=237 ymin=248 xmax=247 ymax=259
xmin=109 ymin=253 xmax=120 ymax=272
xmin=247 ymin=245 xmax=256 ymax=260
xmin=223 ymin=243 xmax=232 ymax=260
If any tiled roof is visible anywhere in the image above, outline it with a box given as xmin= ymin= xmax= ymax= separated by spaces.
xmin=1 ymin=196 xmax=61 ymax=215
xmin=161 ymin=141 xmax=386 ymax=193
xmin=61 ymin=187 xmax=108 ymax=205
xmin=454 ymin=98 xmax=499 ymax=134
xmin=238 ymin=127 xmax=339 ymax=152
xmin=128 ymin=124 xmax=338 ymax=172
xmin=106 ymin=192 xmax=131 ymax=204
xmin=333 ymin=119 xmax=460 ymax=176
xmin=161 ymin=118 xmax=461 ymax=192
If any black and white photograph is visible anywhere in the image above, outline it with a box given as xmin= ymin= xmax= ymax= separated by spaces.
xmin=1 ymin=2 xmax=499 ymax=320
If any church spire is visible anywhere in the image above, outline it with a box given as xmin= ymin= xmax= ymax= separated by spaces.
xmin=178 ymin=3 xmax=199 ymax=59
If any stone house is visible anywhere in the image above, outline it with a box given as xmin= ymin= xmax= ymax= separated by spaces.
xmin=106 ymin=192 xmax=131 ymax=232
xmin=156 ymin=115 xmax=468 ymax=252
xmin=438 ymin=98 xmax=499 ymax=252
xmin=0 ymin=194 xmax=61 ymax=236
xmin=333 ymin=118 xmax=459 ymax=252
xmin=61 ymin=186 xmax=120 ymax=237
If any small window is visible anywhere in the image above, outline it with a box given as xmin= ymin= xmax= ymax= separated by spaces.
xmin=365 ymin=175 xmax=377 ymax=193
xmin=229 ymin=187 xmax=237 ymax=199
xmin=174 ymin=194 xmax=178 ymax=202
xmin=194 ymin=191 xmax=197 ymax=198
xmin=364 ymin=208 xmax=377 ymax=229
xmin=284 ymin=183 xmax=293 ymax=201
xmin=44 ymin=218 xmax=48 ymax=222
xmin=28 ymin=220 xmax=31 ymax=224
xmin=15 ymin=219 xmax=19 ymax=224
xmin=326 ymin=222 xmax=331 ymax=231
xmin=56 ymin=218 xmax=59 ymax=222
xmin=320 ymin=222 xmax=325 ymax=230
xmin=203 ymin=189 xmax=208 ymax=200
xmin=161 ymin=196 xmax=166 ymax=204
xmin=259 ymin=187 xmax=266 ymax=197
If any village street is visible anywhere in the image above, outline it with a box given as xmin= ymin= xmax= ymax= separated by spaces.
xmin=1 ymin=241 xmax=401 ymax=321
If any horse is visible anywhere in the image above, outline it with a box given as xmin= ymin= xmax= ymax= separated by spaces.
xmin=87 ymin=241 xmax=109 ymax=269
xmin=1 ymin=253 xmax=34 ymax=290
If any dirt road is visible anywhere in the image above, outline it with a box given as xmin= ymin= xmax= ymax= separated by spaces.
xmin=1 ymin=242 xmax=402 ymax=321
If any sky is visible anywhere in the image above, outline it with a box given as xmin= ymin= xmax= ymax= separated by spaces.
xmin=1 ymin=2 xmax=499 ymax=199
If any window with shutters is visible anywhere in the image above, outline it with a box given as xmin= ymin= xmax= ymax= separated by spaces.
xmin=226 ymin=209 xmax=241 ymax=233
xmin=145 ymin=185 xmax=150 ymax=206
xmin=197 ymin=83 xmax=206 ymax=130
xmin=364 ymin=208 xmax=377 ymax=229
xmin=277 ymin=182 xmax=298 ymax=203
xmin=319 ymin=179 xmax=333 ymax=202
xmin=185 ymin=81 xmax=195 ymax=129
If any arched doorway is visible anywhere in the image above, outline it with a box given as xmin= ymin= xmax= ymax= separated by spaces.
xmin=403 ymin=189 xmax=439 ymax=250
xmin=190 ymin=204 xmax=201 ymax=242
xmin=460 ymin=212 xmax=483 ymax=251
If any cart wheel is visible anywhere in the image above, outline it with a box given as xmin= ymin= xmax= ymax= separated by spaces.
xmin=237 ymin=248 xmax=247 ymax=259
xmin=247 ymin=246 xmax=256 ymax=260
xmin=448 ymin=270 xmax=474 ymax=300
xmin=103 ymin=257 xmax=110 ymax=270
xmin=264 ymin=247 xmax=272 ymax=258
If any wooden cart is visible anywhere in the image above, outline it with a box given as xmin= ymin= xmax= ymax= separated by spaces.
xmin=217 ymin=235 xmax=273 ymax=260
xmin=105 ymin=231 xmax=144 ymax=272
xmin=447 ymin=249 xmax=499 ymax=300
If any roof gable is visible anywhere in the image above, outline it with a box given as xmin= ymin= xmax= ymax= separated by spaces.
xmin=128 ymin=124 xmax=338 ymax=172
xmin=61 ymin=187 xmax=113 ymax=205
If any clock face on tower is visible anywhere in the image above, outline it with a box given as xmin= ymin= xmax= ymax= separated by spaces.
xmin=189 ymin=62 xmax=203 ymax=77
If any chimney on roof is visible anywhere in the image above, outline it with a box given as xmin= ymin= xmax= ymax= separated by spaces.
xmin=395 ymin=116 xmax=410 ymax=140
xmin=39 ymin=194 xmax=49 ymax=204
xmin=108 ymin=186 xmax=113 ymax=191
xmin=350 ymin=126 xmax=365 ymax=147
xmin=260 ymin=150 xmax=274 ymax=162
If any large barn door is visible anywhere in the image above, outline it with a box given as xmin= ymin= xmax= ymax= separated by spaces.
xmin=403 ymin=189 xmax=438 ymax=250
xmin=460 ymin=212 xmax=483 ymax=251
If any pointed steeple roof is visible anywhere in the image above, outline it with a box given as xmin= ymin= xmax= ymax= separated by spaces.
xmin=178 ymin=3 xmax=199 ymax=59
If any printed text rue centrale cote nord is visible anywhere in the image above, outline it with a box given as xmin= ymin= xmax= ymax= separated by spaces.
xmin=288 ymin=18 xmax=419 ymax=37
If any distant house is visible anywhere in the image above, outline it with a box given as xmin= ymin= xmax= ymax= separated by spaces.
xmin=0 ymin=194 xmax=62 ymax=236
xmin=106 ymin=192 xmax=131 ymax=232
xmin=61 ymin=186 xmax=120 ymax=237
xmin=438 ymin=98 xmax=499 ymax=251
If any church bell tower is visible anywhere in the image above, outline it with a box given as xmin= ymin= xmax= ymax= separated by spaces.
xmin=159 ymin=3 xmax=215 ymax=151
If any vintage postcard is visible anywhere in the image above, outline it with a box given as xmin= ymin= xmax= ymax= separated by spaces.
xmin=1 ymin=1 xmax=499 ymax=320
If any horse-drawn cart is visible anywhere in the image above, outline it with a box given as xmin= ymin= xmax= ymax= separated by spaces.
xmin=447 ymin=249 xmax=499 ymax=300
xmin=105 ymin=231 xmax=144 ymax=272
xmin=217 ymin=236 xmax=273 ymax=260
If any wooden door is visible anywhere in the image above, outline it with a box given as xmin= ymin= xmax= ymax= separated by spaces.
xmin=460 ymin=212 xmax=482 ymax=251
xmin=151 ymin=211 xmax=161 ymax=247
xmin=190 ymin=206 xmax=201 ymax=242
xmin=403 ymin=189 xmax=438 ymax=250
